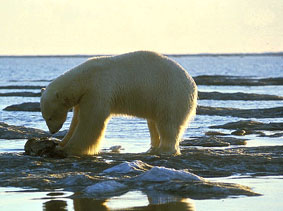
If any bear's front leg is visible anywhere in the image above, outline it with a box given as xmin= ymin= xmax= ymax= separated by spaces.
xmin=146 ymin=119 xmax=160 ymax=154
xmin=62 ymin=100 xmax=110 ymax=156
xmin=60 ymin=105 xmax=79 ymax=147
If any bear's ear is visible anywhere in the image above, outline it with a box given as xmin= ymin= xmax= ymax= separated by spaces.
xmin=41 ymin=88 xmax=46 ymax=95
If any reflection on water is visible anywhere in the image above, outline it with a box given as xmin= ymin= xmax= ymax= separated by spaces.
xmin=43 ymin=200 xmax=68 ymax=211
xmin=145 ymin=190 xmax=195 ymax=210
xmin=13 ymin=176 xmax=278 ymax=211
xmin=0 ymin=187 xmax=195 ymax=211
xmin=3 ymin=189 xmax=195 ymax=211
xmin=43 ymin=196 xmax=195 ymax=211
xmin=73 ymin=198 xmax=108 ymax=211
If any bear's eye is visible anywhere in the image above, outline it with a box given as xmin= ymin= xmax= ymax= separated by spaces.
xmin=48 ymin=117 xmax=52 ymax=121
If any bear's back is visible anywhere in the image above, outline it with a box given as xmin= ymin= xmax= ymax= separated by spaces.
xmin=100 ymin=51 xmax=196 ymax=118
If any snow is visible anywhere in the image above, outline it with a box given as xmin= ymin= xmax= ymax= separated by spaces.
xmin=103 ymin=160 xmax=150 ymax=174
xmin=135 ymin=166 xmax=204 ymax=182
xmin=84 ymin=181 xmax=127 ymax=196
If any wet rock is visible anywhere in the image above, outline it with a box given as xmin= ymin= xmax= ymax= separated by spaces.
xmin=183 ymin=137 xmax=229 ymax=147
xmin=24 ymin=138 xmax=67 ymax=158
xmin=4 ymin=102 xmax=40 ymax=112
xmin=147 ymin=180 xmax=259 ymax=199
xmin=0 ymin=92 xmax=41 ymax=97
xmin=3 ymin=102 xmax=72 ymax=113
xmin=0 ymin=121 xmax=67 ymax=139
xmin=0 ymin=121 xmax=49 ymax=139
xmin=182 ymin=136 xmax=247 ymax=147
xmin=231 ymin=130 xmax=246 ymax=136
xmin=210 ymin=120 xmax=283 ymax=131
xmin=197 ymin=106 xmax=283 ymax=118
xmin=0 ymin=85 xmax=44 ymax=89
xmin=194 ymin=75 xmax=283 ymax=86
xmin=205 ymin=131 xmax=228 ymax=136
xmin=198 ymin=91 xmax=283 ymax=101
xmin=259 ymin=132 xmax=283 ymax=138
xmin=187 ymin=146 xmax=283 ymax=177
xmin=60 ymin=174 xmax=98 ymax=187
xmin=260 ymin=77 xmax=283 ymax=85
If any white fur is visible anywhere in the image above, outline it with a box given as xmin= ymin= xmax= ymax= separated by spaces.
xmin=40 ymin=51 xmax=198 ymax=156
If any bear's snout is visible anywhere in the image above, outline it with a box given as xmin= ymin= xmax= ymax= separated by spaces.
xmin=48 ymin=123 xmax=63 ymax=134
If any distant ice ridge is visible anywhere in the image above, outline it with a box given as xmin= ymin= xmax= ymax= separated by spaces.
xmin=84 ymin=181 xmax=127 ymax=196
xmin=103 ymin=160 xmax=151 ymax=174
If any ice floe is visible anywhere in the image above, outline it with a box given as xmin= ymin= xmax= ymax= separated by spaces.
xmin=103 ymin=160 xmax=151 ymax=174
xmin=135 ymin=166 xmax=204 ymax=182
xmin=84 ymin=181 xmax=127 ymax=196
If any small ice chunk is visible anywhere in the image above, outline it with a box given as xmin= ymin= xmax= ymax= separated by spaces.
xmin=103 ymin=160 xmax=151 ymax=174
xmin=84 ymin=181 xmax=127 ymax=196
xmin=109 ymin=145 xmax=123 ymax=153
xmin=136 ymin=166 xmax=204 ymax=182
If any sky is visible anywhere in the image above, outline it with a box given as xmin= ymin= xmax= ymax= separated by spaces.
xmin=0 ymin=0 xmax=283 ymax=55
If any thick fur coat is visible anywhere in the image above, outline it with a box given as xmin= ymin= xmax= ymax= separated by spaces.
xmin=40 ymin=51 xmax=198 ymax=155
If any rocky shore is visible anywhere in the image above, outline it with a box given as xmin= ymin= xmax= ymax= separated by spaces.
xmin=198 ymin=91 xmax=283 ymax=101
xmin=193 ymin=75 xmax=283 ymax=86
xmin=1 ymin=74 xmax=282 ymax=202
xmin=197 ymin=106 xmax=283 ymax=118
xmin=0 ymin=137 xmax=270 ymax=200
xmin=0 ymin=118 xmax=282 ymax=199
xmin=0 ymin=122 xmax=66 ymax=139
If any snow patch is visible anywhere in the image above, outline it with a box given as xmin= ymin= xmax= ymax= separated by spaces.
xmin=136 ymin=166 xmax=204 ymax=182
xmin=84 ymin=181 xmax=127 ymax=196
xmin=103 ymin=160 xmax=151 ymax=174
xmin=109 ymin=145 xmax=123 ymax=153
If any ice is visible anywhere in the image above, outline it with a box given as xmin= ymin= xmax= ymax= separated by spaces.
xmin=84 ymin=181 xmax=127 ymax=196
xmin=109 ymin=145 xmax=123 ymax=152
xmin=60 ymin=174 xmax=93 ymax=186
xmin=103 ymin=160 xmax=151 ymax=174
xmin=135 ymin=166 xmax=204 ymax=182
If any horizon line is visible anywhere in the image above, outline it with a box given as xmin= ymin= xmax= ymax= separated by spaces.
xmin=0 ymin=51 xmax=283 ymax=58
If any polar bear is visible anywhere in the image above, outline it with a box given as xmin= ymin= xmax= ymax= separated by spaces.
xmin=40 ymin=51 xmax=197 ymax=156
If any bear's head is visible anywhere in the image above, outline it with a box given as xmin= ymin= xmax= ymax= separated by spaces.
xmin=40 ymin=88 xmax=68 ymax=134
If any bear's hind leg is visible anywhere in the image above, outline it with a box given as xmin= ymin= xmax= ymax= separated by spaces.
xmin=147 ymin=119 xmax=160 ymax=153
xmin=155 ymin=122 xmax=181 ymax=155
